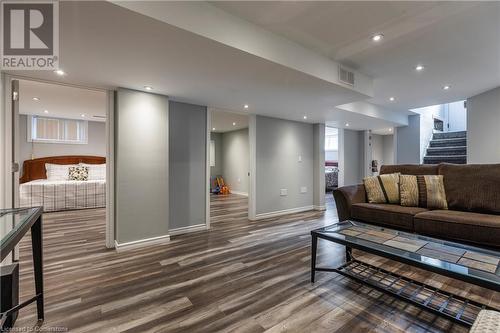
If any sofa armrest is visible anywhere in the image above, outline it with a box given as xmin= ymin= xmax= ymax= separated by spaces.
xmin=333 ymin=184 xmax=367 ymax=221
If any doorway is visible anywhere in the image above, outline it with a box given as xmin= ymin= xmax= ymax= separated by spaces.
xmin=208 ymin=109 xmax=249 ymax=225
xmin=2 ymin=75 xmax=114 ymax=252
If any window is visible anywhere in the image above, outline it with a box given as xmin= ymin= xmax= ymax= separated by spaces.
xmin=28 ymin=116 xmax=88 ymax=144
xmin=325 ymin=127 xmax=338 ymax=151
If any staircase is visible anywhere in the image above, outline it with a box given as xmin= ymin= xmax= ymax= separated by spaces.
xmin=423 ymin=131 xmax=467 ymax=164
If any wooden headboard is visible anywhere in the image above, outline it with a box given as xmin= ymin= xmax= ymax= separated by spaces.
xmin=20 ymin=155 xmax=105 ymax=184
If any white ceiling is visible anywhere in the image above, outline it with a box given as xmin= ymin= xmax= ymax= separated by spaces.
xmin=213 ymin=1 xmax=500 ymax=111
xmin=19 ymin=80 xmax=107 ymax=122
xmin=6 ymin=1 xmax=403 ymax=132
xmin=211 ymin=109 xmax=249 ymax=133
xmin=8 ymin=1 xmax=498 ymax=132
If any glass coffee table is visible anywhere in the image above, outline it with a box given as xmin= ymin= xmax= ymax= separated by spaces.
xmin=311 ymin=220 xmax=500 ymax=327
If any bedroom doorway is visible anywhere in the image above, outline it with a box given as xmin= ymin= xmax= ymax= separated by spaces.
xmin=5 ymin=75 xmax=114 ymax=250
xmin=208 ymin=109 xmax=250 ymax=226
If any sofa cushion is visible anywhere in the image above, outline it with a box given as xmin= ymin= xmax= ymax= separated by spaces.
xmin=400 ymin=175 xmax=448 ymax=209
xmin=380 ymin=164 xmax=439 ymax=176
xmin=363 ymin=173 xmax=400 ymax=204
xmin=351 ymin=203 xmax=428 ymax=231
xmin=414 ymin=210 xmax=500 ymax=248
xmin=438 ymin=163 xmax=500 ymax=215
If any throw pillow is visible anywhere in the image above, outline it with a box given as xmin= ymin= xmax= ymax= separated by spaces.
xmin=80 ymin=163 xmax=106 ymax=180
xmin=46 ymin=163 xmax=77 ymax=181
xmin=363 ymin=173 xmax=400 ymax=204
xmin=68 ymin=166 xmax=89 ymax=181
xmin=400 ymin=175 xmax=448 ymax=209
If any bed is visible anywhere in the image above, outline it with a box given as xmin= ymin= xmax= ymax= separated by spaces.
xmin=325 ymin=161 xmax=339 ymax=191
xmin=19 ymin=156 xmax=106 ymax=212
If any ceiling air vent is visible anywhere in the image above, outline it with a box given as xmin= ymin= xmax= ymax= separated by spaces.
xmin=339 ymin=65 xmax=355 ymax=86
xmin=92 ymin=115 xmax=107 ymax=119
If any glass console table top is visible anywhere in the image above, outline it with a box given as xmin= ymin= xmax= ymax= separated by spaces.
xmin=314 ymin=220 xmax=500 ymax=287
xmin=0 ymin=207 xmax=41 ymax=249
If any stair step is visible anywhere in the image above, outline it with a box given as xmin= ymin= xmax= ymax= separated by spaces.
xmin=429 ymin=138 xmax=467 ymax=147
xmin=426 ymin=146 xmax=466 ymax=156
xmin=433 ymin=131 xmax=467 ymax=140
xmin=423 ymin=155 xmax=467 ymax=164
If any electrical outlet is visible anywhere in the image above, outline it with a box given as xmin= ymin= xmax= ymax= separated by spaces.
xmin=280 ymin=189 xmax=288 ymax=196
xmin=300 ymin=186 xmax=307 ymax=193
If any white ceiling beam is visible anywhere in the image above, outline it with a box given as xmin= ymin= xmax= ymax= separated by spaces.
xmin=112 ymin=1 xmax=373 ymax=98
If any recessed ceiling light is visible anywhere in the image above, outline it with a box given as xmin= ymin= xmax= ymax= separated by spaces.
xmin=389 ymin=97 xmax=395 ymax=102
xmin=371 ymin=34 xmax=384 ymax=42
xmin=54 ymin=69 xmax=65 ymax=76
xmin=415 ymin=65 xmax=425 ymax=71
xmin=33 ymin=97 xmax=40 ymax=101
xmin=244 ymin=104 xmax=249 ymax=109
xmin=303 ymin=115 xmax=307 ymax=120
xmin=44 ymin=110 xmax=49 ymax=114
xmin=212 ymin=127 xmax=216 ymax=131
xmin=81 ymin=114 xmax=86 ymax=118
xmin=144 ymin=86 xmax=153 ymax=91
xmin=443 ymin=85 xmax=451 ymax=90
xmin=345 ymin=123 xmax=350 ymax=127
xmin=232 ymin=122 xmax=236 ymax=126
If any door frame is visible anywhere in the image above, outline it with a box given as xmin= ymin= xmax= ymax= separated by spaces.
xmin=0 ymin=74 xmax=116 ymax=249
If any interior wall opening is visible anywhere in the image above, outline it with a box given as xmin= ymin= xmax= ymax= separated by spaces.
xmin=16 ymin=78 xmax=109 ymax=249
xmin=209 ymin=109 xmax=249 ymax=224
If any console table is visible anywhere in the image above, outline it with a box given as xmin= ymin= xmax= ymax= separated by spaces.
xmin=0 ymin=207 xmax=44 ymax=328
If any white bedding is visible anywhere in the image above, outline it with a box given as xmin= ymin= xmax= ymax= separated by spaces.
xmin=20 ymin=179 xmax=106 ymax=212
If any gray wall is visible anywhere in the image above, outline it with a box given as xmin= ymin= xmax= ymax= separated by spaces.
xmin=255 ymin=116 xmax=313 ymax=215
xmin=396 ymin=114 xmax=421 ymax=164
xmin=115 ymin=89 xmax=169 ymax=244
xmin=210 ymin=132 xmax=223 ymax=177
xmin=221 ymin=128 xmax=249 ymax=194
xmin=382 ymin=135 xmax=395 ymax=166
xmin=169 ymin=101 xmax=207 ymax=230
xmin=342 ymin=129 xmax=364 ymax=185
xmin=19 ymin=114 xmax=105 ymax=173
xmin=372 ymin=134 xmax=395 ymax=170
xmin=313 ymin=124 xmax=325 ymax=208
xmin=467 ymin=87 xmax=500 ymax=163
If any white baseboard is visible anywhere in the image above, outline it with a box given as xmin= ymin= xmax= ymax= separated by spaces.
xmin=231 ymin=191 xmax=248 ymax=197
xmin=254 ymin=205 xmax=314 ymax=220
xmin=169 ymin=224 xmax=208 ymax=236
xmin=314 ymin=205 xmax=326 ymax=211
xmin=115 ymin=234 xmax=171 ymax=252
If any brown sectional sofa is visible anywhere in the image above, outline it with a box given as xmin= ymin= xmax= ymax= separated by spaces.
xmin=333 ymin=163 xmax=500 ymax=248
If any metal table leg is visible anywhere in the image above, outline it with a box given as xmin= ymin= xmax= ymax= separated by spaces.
xmin=30 ymin=215 xmax=44 ymax=322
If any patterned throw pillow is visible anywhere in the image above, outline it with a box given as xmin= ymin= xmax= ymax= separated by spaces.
xmin=363 ymin=173 xmax=400 ymax=204
xmin=400 ymin=175 xmax=448 ymax=209
xmin=68 ymin=166 xmax=89 ymax=181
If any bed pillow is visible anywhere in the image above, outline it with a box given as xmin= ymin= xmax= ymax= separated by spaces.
xmin=45 ymin=163 xmax=77 ymax=181
xmin=80 ymin=163 xmax=106 ymax=180
xmin=400 ymin=175 xmax=448 ymax=209
xmin=363 ymin=173 xmax=400 ymax=204
xmin=68 ymin=166 xmax=89 ymax=181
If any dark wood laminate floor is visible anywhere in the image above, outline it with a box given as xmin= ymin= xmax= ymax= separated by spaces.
xmin=13 ymin=194 xmax=499 ymax=332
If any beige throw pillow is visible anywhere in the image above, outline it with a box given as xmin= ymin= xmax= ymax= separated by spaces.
xmin=400 ymin=175 xmax=448 ymax=209
xmin=363 ymin=173 xmax=400 ymax=204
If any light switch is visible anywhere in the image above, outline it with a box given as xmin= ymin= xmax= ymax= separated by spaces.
xmin=280 ymin=189 xmax=288 ymax=196
xmin=300 ymin=186 xmax=307 ymax=193
xmin=298 ymin=155 xmax=302 ymax=162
